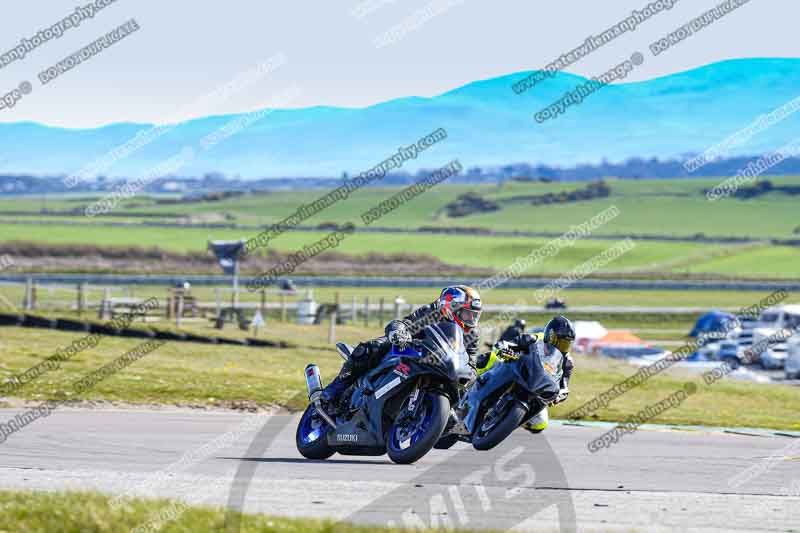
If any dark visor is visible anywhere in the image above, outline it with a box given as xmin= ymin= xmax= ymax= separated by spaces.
xmin=457 ymin=308 xmax=481 ymax=327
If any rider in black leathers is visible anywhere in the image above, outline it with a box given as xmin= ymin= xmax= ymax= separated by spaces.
xmin=475 ymin=316 xmax=575 ymax=434
xmin=320 ymin=286 xmax=483 ymax=407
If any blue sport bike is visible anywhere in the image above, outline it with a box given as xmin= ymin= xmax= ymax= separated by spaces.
xmin=296 ymin=322 xmax=470 ymax=464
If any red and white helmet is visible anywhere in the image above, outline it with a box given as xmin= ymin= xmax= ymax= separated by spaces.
xmin=438 ymin=285 xmax=482 ymax=331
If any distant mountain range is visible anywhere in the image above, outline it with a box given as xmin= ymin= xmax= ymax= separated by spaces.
xmin=1 ymin=58 xmax=799 ymax=180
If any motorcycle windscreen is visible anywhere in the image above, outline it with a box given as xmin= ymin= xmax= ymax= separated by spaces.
xmin=418 ymin=322 xmax=470 ymax=381
xmin=539 ymin=347 xmax=565 ymax=385
xmin=516 ymin=348 xmax=560 ymax=402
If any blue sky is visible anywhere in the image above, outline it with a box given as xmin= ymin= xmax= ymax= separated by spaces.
xmin=0 ymin=0 xmax=796 ymax=128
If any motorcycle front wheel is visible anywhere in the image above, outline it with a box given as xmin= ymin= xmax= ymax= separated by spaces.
xmin=472 ymin=399 xmax=528 ymax=451
xmin=296 ymin=403 xmax=335 ymax=460
xmin=386 ymin=391 xmax=450 ymax=464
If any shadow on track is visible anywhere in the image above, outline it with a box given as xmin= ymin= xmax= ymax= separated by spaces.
xmin=218 ymin=456 xmax=394 ymax=466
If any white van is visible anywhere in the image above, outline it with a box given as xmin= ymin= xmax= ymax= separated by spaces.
xmin=757 ymin=304 xmax=800 ymax=331
xmin=754 ymin=305 xmax=800 ymax=352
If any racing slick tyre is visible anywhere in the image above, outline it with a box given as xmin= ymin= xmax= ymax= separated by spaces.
xmin=387 ymin=392 xmax=450 ymax=464
xmin=472 ymin=401 xmax=528 ymax=451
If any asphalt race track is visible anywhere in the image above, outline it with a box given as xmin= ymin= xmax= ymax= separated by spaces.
xmin=0 ymin=408 xmax=798 ymax=532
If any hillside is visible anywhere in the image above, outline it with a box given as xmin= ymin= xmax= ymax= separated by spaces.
xmin=1 ymin=59 xmax=799 ymax=178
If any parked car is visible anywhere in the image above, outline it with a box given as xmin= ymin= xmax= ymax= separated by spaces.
xmin=737 ymin=316 xmax=759 ymax=330
xmin=699 ymin=341 xmax=722 ymax=360
xmin=761 ymin=344 xmax=789 ymax=370
xmin=731 ymin=329 xmax=754 ymax=349
xmin=785 ymin=336 xmax=800 ymax=380
xmin=725 ymin=330 xmax=755 ymax=363
xmin=716 ymin=341 xmax=743 ymax=369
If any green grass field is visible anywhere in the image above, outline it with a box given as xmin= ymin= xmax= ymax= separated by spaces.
xmin=0 ymin=490 xmax=510 ymax=533
xmin=2 ymin=176 xmax=799 ymax=278
xmin=2 ymin=221 xmax=800 ymax=278
xmin=4 ymin=175 xmax=799 ymax=237
xmin=2 ymin=319 xmax=799 ymax=430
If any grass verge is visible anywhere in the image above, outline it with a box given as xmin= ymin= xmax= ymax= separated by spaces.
xmin=0 ymin=490 xmax=505 ymax=533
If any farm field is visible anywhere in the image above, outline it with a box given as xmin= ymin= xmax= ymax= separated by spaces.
xmin=2 ymin=176 xmax=799 ymax=279
xmin=2 ymin=221 xmax=800 ymax=278
xmin=2 ymin=176 xmax=799 ymax=238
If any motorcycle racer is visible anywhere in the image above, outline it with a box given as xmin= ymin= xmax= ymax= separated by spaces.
xmin=476 ymin=315 xmax=575 ymax=434
xmin=320 ymin=285 xmax=483 ymax=410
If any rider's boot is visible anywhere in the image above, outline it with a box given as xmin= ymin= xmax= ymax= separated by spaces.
xmin=522 ymin=406 xmax=549 ymax=434
xmin=319 ymin=363 xmax=354 ymax=415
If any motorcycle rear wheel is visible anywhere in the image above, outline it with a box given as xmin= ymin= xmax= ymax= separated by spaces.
xmin=472 ymin=400 xmax=528 ymax=451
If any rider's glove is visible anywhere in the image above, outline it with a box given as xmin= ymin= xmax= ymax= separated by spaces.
xmin=553 ymin=386 xmax=569 ymax=405
xmin=516 ymin=334 xmax=535 ymax=349
xmin=493 ymin=340 xmax=511 ymax=351
xmin=387 ymin=323 xmax=412 ymax=348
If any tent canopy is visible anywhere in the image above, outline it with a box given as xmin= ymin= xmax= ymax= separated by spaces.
xmin=689 ymin=310 xmax=737 ymax=338
xmin=596 ymin=330 xmax=643 ymax=345
xmin=574 ymin=320 xmax=608 ymax=340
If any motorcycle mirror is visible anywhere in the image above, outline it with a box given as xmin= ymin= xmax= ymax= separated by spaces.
xmin=335 ymin=342 xmax=353 ymax=361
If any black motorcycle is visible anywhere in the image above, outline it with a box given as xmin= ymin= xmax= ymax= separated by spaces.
xmin=296 ymin=322 xmax=469 ymax=464
xmin=438 ymin=340 xmax=562 ymax=451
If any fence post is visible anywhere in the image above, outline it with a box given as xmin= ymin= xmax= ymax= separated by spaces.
xmin=260 ymin=289 xmax=266 ymax=314
xmin=215 ymin=287 xmax=222 ymax=316
xmin=351 ymin=295 xmax=357 ymax=324
xmin=77 ymin=283 xmax=86 ymax=317
xmin=100 ymin=287 xmax=111 ymax=320
xmin=329 ymin=292 xmax=340 ymax=343
xmin=84 ymin=283 xmax=91 ymax=314
xmin=176 ymin=292 xmax=184 ymax=328
xmin=364 ymin=296 xmax=370 ymax=327
xmin=23 ymin=278 xmax=33 ymax=310
xmin=378 ymin=297 xmax=384 ymax=326
xmin=280 ymin=293 xmax=287 ymax=322
xmin=31 ymin=281 xmax=38 ymax=310
xmin=328 ymin=310 xmax=336 ymax=343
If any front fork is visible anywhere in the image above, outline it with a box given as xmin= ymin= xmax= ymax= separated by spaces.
xmin=396 ymin=385 xmax=422 ymax=426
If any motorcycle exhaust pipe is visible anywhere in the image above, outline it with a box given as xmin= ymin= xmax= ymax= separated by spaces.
xmin=305 ymin=363 xmax=323 ymax=402
xmin=305 ymin=363 xmax=338 ymax=429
